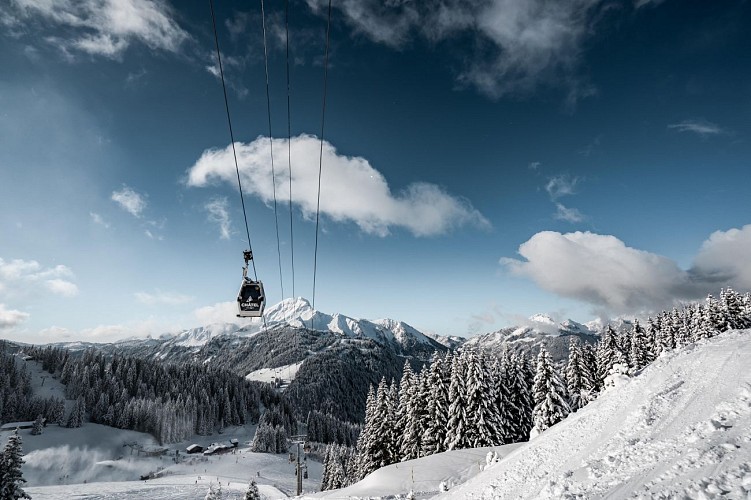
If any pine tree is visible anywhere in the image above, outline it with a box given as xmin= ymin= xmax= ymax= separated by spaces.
xmin=31 ymin=414 xmax=44 ymax=436
xmin=565 ymin=337 xmax=588 ymax=411
xmin=205 ymin=482 xmax=222 ymax=499
xmin=444 ymin=352 xmax=469 ymax=450
xmin=66 ymin=396 xmax=86 ymax=428
xmin=629 ymin=319 xmax=649 ymax=371
xmin=0 ymin=429 xmax=31 ymax=500
xmin=396 ymin=361 xmax=418 ymax=460
xmin=355 ymin=385 xmax=378 ymax=479
xmin=506 ymin=351 xmax=534 ymax=442
xmin=463 ymin=350 xmax=501 ymax=447
xmin=531 ymin=345 xmax=570 ymax=436
xmin=421 ymin=353 xmax=450 ymax=455
xmin=244 ymin=480 xmax=261 ymax=500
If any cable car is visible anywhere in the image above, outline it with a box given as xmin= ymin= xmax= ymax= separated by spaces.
xmin=237 ymin=250 xmax=265 ymax=318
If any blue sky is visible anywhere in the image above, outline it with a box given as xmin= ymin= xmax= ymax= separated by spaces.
xmin=1 ymin=0 xmax=750 ymax=343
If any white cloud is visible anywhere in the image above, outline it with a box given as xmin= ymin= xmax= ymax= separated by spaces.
xmin=543 ymin=174 xmax=584 ymax=223
xmin=205 ymin=197 xmax=232 ymax=240
xmin=306 ymin=0 xmax=606 ymax=100
xmin=0 ymin=257 xmax=77 ymax=298
xmin=0 ymin=303 xmax=29 ymax=329
xmin=90 ymin=212 xmax=110 ymax=228
xmin=501 ymin=226 xmax=751 ymax=315
xmin=10 ymin=0 xmax=189 ymax=59
xmin=692 ymin=224 xmax=751 ymax=290
xmin=554 ymin=202 xmax=585 ymax=223
xmin=111 ymin=185 xmax=147 ymax=217
xmin=194 ymin=301 xmax=248 ymax=325
xmin=45 ymin=279 xmax=79 ymax=297
xmin=135 ymin=290 xmax=194 ymax=306
xmin=186 ymin=134 xmax=490 ymax=237
xmin=668 ymin=119 xmax=726 ymax=138
xmin=545 ymin=174 xmax=580 ymax=200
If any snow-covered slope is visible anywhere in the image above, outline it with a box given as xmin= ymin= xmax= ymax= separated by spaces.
xmin=441 ymin=329 xmax=751 ymax=499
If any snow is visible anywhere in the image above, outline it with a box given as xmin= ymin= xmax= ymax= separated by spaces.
xmin=245 ymin=361 xmax=304 ymax=384
xmin=438 ymin=329 xmax=751 ymax=499
xmin=307 ymin=445 xmax=524 ymax=499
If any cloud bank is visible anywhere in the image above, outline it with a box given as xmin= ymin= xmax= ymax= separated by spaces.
xmin=502 ymin=225 xmax=751 ymax=315
xmin=186 ymin=134 xmax=490 ymax=237
xmin=306 ymin=0 xmax=606 ymax=101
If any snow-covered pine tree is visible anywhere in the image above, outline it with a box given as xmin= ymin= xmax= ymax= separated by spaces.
xmin=506 ymin=351 xmax=534 ymax=442
xmin=66 ymin=396 xmax=85 ymax=428
xmin=372 ymin=377 xmax=395 ymax=466
xmin=385 ymin=380 xmax=400 ymax=462
xmin=0 ymin=429 xmax=31 ymax=499
xmin=244 ymin=480 xmax=261 ymax=500
xmin=531 ymin=344 xmax=570 ymax=436
xmin=320 ymin=444 xmax=333 ymax=490
xmin=444 ymin=351 xmax=469 ymax=450
xmin=629 ymin=319 xmax=649 ymax=371
xmin=565 ymin=337 xmax=588 ymax=411
xmin=596 ymin=326 xmax=623 ymax=385
xmin=31 ymin=414 xmax=44 ymax=436
xmin=493 ymin=351 xmax=511 ymax=444
xmin=722 ymin=288 xmax=748 ymax=329
xmin=421 ymin=352 xmax=450 ymax=456
xmin=463 ymin=350 xmax=502 ymax=447
xmin=355 ymin=385 xmax=378 ymax=479
xmin=205 ymin=482 xmax=222 ymax=499
xmin=397 ymin=362 xmax=420 ymax=461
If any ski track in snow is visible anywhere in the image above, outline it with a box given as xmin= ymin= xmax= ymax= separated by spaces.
xmin=442 ymin=330 xmax=751 ymax=499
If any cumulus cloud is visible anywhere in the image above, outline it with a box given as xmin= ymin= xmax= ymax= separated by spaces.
xmin=111 ymin=185 xmax=147 ymax=217
xmin=205 ymin=197 xmax=232 ymax=240
xmin=0 ymin=257 xmax=78 ymax=298
xmin=186 ymin=134 xmax=490 ymax=237
xmin=9 ymin=0 xmax=189 ymax=59
xmin=501 ymin=226 xmax=751 ymax=315
xmin=668 ymin=119 xmax=726 ymax=138
xmin=306 ymin=0 xmax=606 ymax=101
xmin=135 ymin=289 xmax=194 ymax=306
xmin=692 ymin=224 xmax=751 ymax=290
xmin=0 ymin=303 xmax=29 ymax=329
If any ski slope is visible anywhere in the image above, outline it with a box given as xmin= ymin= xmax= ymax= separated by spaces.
xmin=441 ymin=329 xmax=751 ymax=499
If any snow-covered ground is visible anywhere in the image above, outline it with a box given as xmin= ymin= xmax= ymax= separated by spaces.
xmin=246 ymin=361 xmax=304 ymax=385
xmin=307 ymin=445 xmax=524 ymax=499
xmin=440 ymin=329 xmax=751 ymax=499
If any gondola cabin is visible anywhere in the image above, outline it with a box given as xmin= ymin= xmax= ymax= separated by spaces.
xmin=237 ymin=279 xmax=265 ymax=317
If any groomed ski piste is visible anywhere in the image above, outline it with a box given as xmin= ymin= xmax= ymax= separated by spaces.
xmin=8 ymin=329 xmax=751 ymax=499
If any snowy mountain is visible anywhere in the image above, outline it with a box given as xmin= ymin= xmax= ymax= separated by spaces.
xmin=102 ymin=298 xmax=446 ymax=423
xmin=464 ymin=313 xmax=600 ymax=362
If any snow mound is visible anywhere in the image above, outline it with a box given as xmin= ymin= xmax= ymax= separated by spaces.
xmin=308 ymin=445 xmax=523 ymax=499
xmin=440 ymin=329 xmax=751 ymax=499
